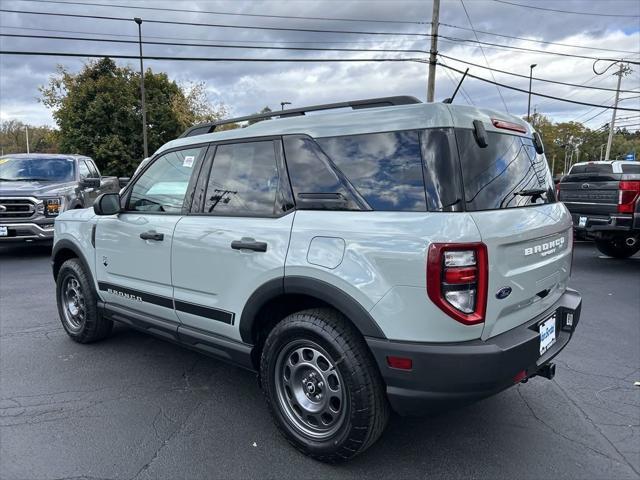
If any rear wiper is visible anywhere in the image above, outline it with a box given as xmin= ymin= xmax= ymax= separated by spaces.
xmin=515 ymin=188 xmax=547 ymax=197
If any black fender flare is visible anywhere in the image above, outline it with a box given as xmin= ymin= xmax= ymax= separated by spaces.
xmin=239 ymin=275 xmax=387 ymax=344
xmin=51 ymin=239 xmax=93 ymax=285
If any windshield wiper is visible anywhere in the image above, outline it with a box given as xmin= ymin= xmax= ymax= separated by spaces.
xmin=515 ymin=188 xmax=547 ymax=197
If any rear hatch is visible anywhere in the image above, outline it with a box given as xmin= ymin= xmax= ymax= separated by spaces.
xmin=559 ymin=164 xmax=620 ymax=216
xmin=454 ymin=127 xmax=572 ymax=340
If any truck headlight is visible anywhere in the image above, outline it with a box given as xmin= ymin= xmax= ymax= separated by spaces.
xmin=43 ymin=198 xmax=65 ymax=216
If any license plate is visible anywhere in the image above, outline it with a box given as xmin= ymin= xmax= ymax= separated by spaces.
xmin=578 ymin=216 xmax=587 ymax=228
xmin=0 ymin=226 xmax=7 ymax=237
xmin=539 ymin=314 xmax=557 ymax=356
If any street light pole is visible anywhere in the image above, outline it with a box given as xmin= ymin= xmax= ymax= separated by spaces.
xmin=280 ymin=101 xmax=291 ymax=111
xmin=25 ymin=125 xmax=30 ymax=154
xmin=527 ymin=64 xmax=537 ymax=122
xmin=134 ymin=17 xmax=148 ymax=159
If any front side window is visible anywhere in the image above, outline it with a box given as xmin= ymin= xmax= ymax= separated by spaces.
xmin=455 ymin=130 xmax=555 ymax=211
xmin=127 ymin=147 xmax=204 ymax=213
xmin=316 ymin=131 xmax=427 ymax=211
xmin=204 ymin=141 xmax=279 ymax=215
xmin=78 ymin=160 xmax=91 ymax=179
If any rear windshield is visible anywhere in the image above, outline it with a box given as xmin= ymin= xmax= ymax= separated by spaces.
xmin=621 ymin=164 xmax=640 ymax=174
xmin=570 ymin=164 xmax=613 ymax=175
xmin=455 ymin=130 xmax=555 ymax=211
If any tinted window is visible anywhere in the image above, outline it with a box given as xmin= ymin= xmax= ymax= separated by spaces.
xmin=317 ymin=131 xmax=427 ymax=211
xmin=570 ymin=164 xmax=613 ymax=174
xmin=456 ymin=130 xmax=555 ymax=211
xmin=283 ymin=135 xmax=360 ymax=210
xmin=78 ymin=160 xmax=91 ymax=179
xmin=420 ymin=129 xmax=463 ymax=211
xmin=204 ymin=141 xmax=279 ymax=215
xmin=0 ymin=157 xmax=75 ymax=182
xmin=621 ymin=164 xmax=640 ymax=174
xmin=128 ymin=147 xmax=203 ymax=213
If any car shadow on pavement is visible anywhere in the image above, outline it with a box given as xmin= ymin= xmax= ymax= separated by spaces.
xmin=0 ymin=242 xmax=52 ymax=259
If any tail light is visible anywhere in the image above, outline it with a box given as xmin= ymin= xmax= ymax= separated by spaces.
xmin=618 ymin=181 xmax=640 ymax=213
xmin=427 ymin=243 xmax=488 ymax=325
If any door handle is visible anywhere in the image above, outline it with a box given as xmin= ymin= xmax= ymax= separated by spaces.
xmin=140 ymin=230 xmax=164 ymax=241
xmin=231 ymin=238 xmax=267 ymax=252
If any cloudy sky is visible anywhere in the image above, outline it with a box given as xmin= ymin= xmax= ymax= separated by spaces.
xmin=1 ymin=0 xmax=639 ymax=130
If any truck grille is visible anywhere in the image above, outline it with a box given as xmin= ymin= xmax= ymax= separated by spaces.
xmin=0 ymin=198 xmax=37 ymax=219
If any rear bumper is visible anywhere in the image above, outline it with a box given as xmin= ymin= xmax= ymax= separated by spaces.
xmin=0 ymin=222 xmax=55 ymax=242
xmin=366 ymin=288 xmax=582 ymax=416
xmin=569 ymin=212 xmax=639 ymax=236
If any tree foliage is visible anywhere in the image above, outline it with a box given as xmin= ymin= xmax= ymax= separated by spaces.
xmin=530 ymin=113 xmax=639 ymax=175
xmin=39 ymin=58 xmax=227 ymax=176
xmin=0 ymin=120 xmax=59 ymax=155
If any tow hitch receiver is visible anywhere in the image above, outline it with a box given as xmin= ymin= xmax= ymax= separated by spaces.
xmin=537 ymin=363 xmax=556 ymax=380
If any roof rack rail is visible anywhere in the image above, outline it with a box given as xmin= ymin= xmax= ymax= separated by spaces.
xmin=179 ymin=95 xmax=421 ymax=138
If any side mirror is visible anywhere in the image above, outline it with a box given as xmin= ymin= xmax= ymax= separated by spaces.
xmin=118 ymin=177 xmax=130 ymax=188
xmin=533 ymin=131 xmax=545 ymax=154
xmin=94 ymin=193 xmax=121 ymax=216
xmin=81 ymin=177 xmax=101 ymax=189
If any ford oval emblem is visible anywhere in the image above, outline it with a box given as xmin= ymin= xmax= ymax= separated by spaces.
xmin=496 ymin=287 xmax=512 ymax=299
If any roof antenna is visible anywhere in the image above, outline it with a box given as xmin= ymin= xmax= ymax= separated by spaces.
xmin=443 ymin=68 xmax=469 ymax=104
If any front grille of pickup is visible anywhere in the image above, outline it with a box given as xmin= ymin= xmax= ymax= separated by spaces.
xmin=0 ymin=198 xmax=37 ymax=219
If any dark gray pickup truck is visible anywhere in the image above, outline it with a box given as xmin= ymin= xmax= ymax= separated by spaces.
xmin=0 ymin=153 xmax=124 ymax=242
xmin=558 ymin=160 xmax=640 ymax=258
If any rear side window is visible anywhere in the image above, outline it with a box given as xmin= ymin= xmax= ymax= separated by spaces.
xmin=570 ymin=164 xmax=613 ymax=174
xmin=316 ymin=131 xmax=427 ymax=211
xmin=455 ymin=130 xmax=555 ymax=211
xmin=621 ymin=164 xmax=640 ymax=174
xmin=204 ymin=141 xmax=279 ymax=215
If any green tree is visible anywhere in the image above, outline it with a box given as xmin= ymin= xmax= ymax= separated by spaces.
xmin=39 ymin=58 xmax=226 ymax=176
xmin=0 ymin=120 xmax=59 ymax=155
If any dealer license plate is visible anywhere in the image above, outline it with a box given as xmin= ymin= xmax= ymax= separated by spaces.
xmin=0 ymin=226 xmax=7 ymax=237
xmin=539 ymin=314 xmax=557 ymax=356
xmin=578 ymin=216 xmax=587 ymax=228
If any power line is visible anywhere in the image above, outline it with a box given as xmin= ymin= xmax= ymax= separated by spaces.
xmin=438 ymin=35 xmax=640 ymax=64
xmin=0 ymin=50 xmax=425 ymax=63
xmin=437 ymin=53 xmax=640 ymax=93
xmin=0 ymin=33 xmax=430 ymax=54
xmin=0 ymin=25 xmax=423 ymax=45
xmin=459 ymin=0 xmax=508 ymax=112
xmin=439 ymin=22 xmax=639 ymax=55
xmin=436 ymin=62 xmax=640 ymax=111
xmin=15 ymin=0 xmax=428 ymax=25
xmin=0 ymin=8 xmax=428 ymax=37
xmin=492 ymin=0 xmax=638 ymax=18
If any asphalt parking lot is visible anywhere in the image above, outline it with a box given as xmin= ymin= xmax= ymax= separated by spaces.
xmin=0 ymin=242 xmax=638 ymax=479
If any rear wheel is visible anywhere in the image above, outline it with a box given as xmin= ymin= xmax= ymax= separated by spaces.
xmin=56 ymin=258 xmax=113 ymax=342
xmin=595 ymin=236 xmax=640 ymax=258
xmin=260 ymin=308 xmax=389 ymax=463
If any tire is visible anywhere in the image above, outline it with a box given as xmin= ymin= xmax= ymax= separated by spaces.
xmin=260 ymin=308 xmax=389 ymax=463
xmin=56 ymin=258 xmax=113 ymax=343
xmin=595 ymin=236 xmax=640 ymax=258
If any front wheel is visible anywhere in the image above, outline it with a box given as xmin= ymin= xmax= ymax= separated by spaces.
xmin=595 ymin=236 xmax=640 ymax=258
xmin=56 ymin=258 xmax=113 ymax=342
xmin=260 ymin=308 xmax=389 ymax=463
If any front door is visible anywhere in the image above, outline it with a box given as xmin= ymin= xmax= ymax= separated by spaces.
xmin=172 ymin=139 xmax=295 ymax=341
xmin=95 ymin=145 xmax=208 ymax=326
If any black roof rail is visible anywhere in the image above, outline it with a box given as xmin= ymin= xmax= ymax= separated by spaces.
xmin=178 ymin=95 xmax=421 ymax=138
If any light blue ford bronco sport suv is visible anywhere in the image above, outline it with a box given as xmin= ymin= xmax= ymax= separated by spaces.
xmin=52 ymin=96 xmax=582 ymax=462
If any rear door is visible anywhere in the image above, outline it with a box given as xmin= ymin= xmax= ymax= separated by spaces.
xmin=454 ymin=128 xmax=572 ymax=340
xmin=171 ymin=138 xmax=295 ymax=341
xmin=95 ymin=146 xmax=207 ymax=328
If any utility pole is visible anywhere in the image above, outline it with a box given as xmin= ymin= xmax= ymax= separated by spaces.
xmin=134 ymin=17 xmax=149 ymax=159
xmin=25 ymin=125 xmax=30 ymax=154
xmin=593 ymin=59 xmax=632 ymax=161
xmin=426 ymin=0 xmax=440 ymax=102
